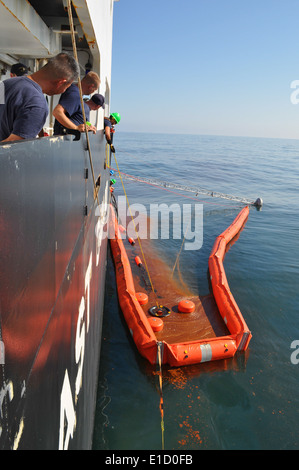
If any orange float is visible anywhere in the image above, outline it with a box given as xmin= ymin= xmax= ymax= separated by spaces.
xmin=178 ymin=300 xmax=195 ymax=313
xmin=136 ymin=292 xmax=148 ymax=305
xmin=148 ymin=317 xmax=164 ymax=332
xmin=109 ymin=205 xmax=252 ymax=367
xmin=208 ymin=206 xmax=252 ymax=352
xmin=135 ymin=256 xmax=142 ymax=267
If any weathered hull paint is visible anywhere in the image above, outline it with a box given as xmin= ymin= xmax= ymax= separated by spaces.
xmin=0 ymin=133 xmax=110 ymax=449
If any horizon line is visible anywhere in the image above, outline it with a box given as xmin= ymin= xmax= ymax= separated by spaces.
xmin=115 ymin=130 xmax=299 ymax=141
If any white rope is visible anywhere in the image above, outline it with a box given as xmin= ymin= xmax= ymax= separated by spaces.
xmin=113 ymin=171 xmax=263 ymax=207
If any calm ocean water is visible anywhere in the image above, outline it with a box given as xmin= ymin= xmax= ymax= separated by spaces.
xmin=92 ymin=132 xmax=299 ymax=451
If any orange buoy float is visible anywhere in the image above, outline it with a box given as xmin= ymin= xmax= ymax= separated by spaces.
xmin=136 ymin=292 xmax=148 ymax=305
xmin=128 ymin=237 xmax=135 ymax=245
xmin=148 ymin=316 xmax=164 ymax=332
xmin=135 ymin=256 xmax=142 ymax=267
xmin=178 ymin=300 xmax=195 ymax=313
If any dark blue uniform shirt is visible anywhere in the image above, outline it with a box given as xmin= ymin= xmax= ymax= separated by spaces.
xmin=53 ymin=83 xmax=89 ymax=135
xmin=0 ymin=76 xmax=48 ymax=141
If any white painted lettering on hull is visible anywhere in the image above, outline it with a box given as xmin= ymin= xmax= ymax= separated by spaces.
xmin=59 ymin=252 xmax=93 ymax=450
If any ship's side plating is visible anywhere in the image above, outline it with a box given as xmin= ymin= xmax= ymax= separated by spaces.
xmin=0 ymin=133 xmax=110 ymax=450
xmin=0 ymin=0 xmax=117 ymax=450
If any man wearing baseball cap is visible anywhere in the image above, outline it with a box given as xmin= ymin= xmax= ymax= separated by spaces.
xmin=82 ymin=94 xmax=105 ymax=133
xmin=87 ymin=94 xmax=105 ymax=109
xmin=10 ymin=63 xmax=28 ymax=77
xmin=53 ymin=92 xmax=104 ymax=134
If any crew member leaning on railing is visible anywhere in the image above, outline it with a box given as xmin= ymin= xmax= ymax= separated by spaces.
xmin=104 ymin=113 xmax=121 ymax=153
xmin=0 ymin=53 xmax=79 ymax=143
xmin=52 ymin=71 xmax=104 ymax=135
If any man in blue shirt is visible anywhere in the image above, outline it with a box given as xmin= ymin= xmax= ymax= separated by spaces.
xmin=0 ymin=52 xmax=79 ymax=143
xmin=53 ymin=71 xmax=101 ymax=135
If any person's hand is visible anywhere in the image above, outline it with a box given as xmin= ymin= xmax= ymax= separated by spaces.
xmin=77 ymin=123 xmax=97 ymax=134
xmin=110 ymin=145 xmax=115 ymax=153
xmin=77 ymin=123 xmax=85 ymax=132
xmin=87 ymin=123 xmax=97 ymax=134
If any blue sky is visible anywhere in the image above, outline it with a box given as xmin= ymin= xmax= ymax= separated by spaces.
xmin=111 ymin=0 xmax=299 ymax=139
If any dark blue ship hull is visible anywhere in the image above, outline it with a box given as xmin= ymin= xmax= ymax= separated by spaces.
xmin=0 ymin=132 xmax=110 ymax=449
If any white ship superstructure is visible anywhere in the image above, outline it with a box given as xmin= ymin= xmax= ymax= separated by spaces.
xmin=0 ymin=0 xmax=118 ymax=132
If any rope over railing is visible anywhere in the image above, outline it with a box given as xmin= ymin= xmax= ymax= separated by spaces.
xmin=67 ymin=0 xmax=100 ymax=206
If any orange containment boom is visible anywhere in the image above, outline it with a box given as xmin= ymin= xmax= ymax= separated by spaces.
xmin=109 ymin=205 xmax=252 ymax=367
xmin=208 ymin=206 xmax=252 ymax=352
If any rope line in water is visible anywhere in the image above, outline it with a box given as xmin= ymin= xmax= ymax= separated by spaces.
xmin=113 ymin=153 xmax=160 ymax=308
xmin=171 ymin=219 xmax=190 ymax=281
xmin=157 ymin=342 xmax=165 ymax=450
xmin=111 ymin=169 xmax=263 ymax=207
xmin=113 ymin=155 xmax=168 ymax=449
xmin=110 ymin=151 xmax=262 ymax=452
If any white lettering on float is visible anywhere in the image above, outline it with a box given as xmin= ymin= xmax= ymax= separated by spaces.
xmin=59 ymin=252 xmax=92 ymax=450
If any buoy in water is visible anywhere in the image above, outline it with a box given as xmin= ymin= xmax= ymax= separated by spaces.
xmin=149 ymin=305 xmax=171 ymax=317
xmin=254 ymin=197 xmax=263 ymax=208
xmin=148 ymin=316 xmax=163 ymax=332
xmin=128 ymin=237 xmax=135 ymax=245
xmin=178 ymin=300 xmax=195 ymax=313
xmin=136 ymin=292 xmax=148 ymax=305
xmin=135 ymin=256 xmax=142 ymax=266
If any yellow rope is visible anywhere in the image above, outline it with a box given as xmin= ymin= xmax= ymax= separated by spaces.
xmin=67 ymin=0 xmax=99 ymax=205
xmin=113 ymin=153 xmax=159 ymax=307
xmin=114 ymin=155 xmax=167 ymax=448
xmin=170 ymin=219 xmax=190 ymax=279
xmin=157 ymin=342 xmax=165 ymax=450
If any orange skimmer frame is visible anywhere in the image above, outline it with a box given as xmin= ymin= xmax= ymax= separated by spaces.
xmin=109 ymin=206 xmax=252 ymax=367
